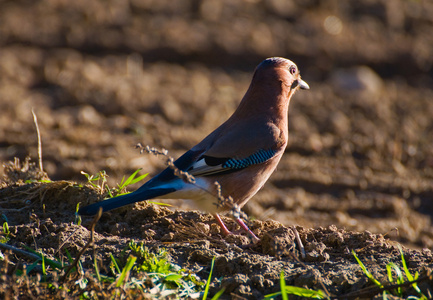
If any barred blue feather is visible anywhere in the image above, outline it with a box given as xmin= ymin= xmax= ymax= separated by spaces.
xmin=222 ymin=149 xmax=277 ymax=169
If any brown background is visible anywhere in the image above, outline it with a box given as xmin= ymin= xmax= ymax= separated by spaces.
xmin=1 ymin=0 xmax=433 ymax=249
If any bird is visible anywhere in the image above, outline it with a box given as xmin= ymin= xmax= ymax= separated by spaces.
xmin=79 ymin=57 xmax=309 ymax=242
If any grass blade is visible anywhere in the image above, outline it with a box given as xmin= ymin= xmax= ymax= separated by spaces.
xmin=26 ymin=260 xmax=40 ymax=275
xmin=148 ymin=201 xmax=172 ymax=206
xmin=280 ymin=270 xmax=289 ymax=300
xmin=122 ymin=169 xmax=141 ymax=187
xmin=210 ymin=287 xmax=226 ymax=300
xmin=116 ymin=255 xmax=136 ymax=287
xmin=23 ymin=245 xmax=63 ymax=270
xmin=130 ymin=173 xmax=148 ymax=185
xmin=352 ymin=250 xmax=383 ymax=288
xmin=94 ymin=255 xmax=101 ymax=282
xmin=110 ymin=253 xmax=121 ymax=274
xmin=284 ymin=286 xmax=326 ymax=299
xmin=398 ymin=246 xmax=424 ymax=296
xmin=264 ymin=291 xmax=281 ymax=299
xmin=264 ymin=286 xmax=326 ymax=299
xmin=118 ymin=169 xmax=147 ymax=189
xmin=203 ymin=257 xmax=215 ymax=300
xmin=165 ymin=274 xmax=183 ymax=282
xmin=386 ymin=262 xmax=403 ymax=295
xmin=41 ymin=253 xmax=46 ymax=279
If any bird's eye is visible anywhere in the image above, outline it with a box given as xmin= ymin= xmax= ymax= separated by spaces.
xmin=289 ymin=66 xmax=297 ymax=75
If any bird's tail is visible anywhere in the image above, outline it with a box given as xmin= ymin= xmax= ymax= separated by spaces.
xmin=78 ymin=187 xmax=174 ymax=215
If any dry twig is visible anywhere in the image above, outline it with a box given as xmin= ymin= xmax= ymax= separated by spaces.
xmin=31 ymin=109 xmax=43 ymax=173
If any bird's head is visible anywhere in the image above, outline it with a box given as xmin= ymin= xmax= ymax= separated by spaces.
xmin=231 ymin=57 xmax=309 ymax=121
xmin=255 ymin=57 xmax=309 ymax=92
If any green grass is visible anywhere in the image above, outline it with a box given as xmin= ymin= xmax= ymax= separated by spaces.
xmin=3 ymin=239 xmax=205 ymax=298
xmin=126 ymin=241 xmax=204 ymax=297
xmin=352 ymin=247 xmax=428 ymax=299
xmin=264 ymin=271 xmax=326 ymax=299
xmin=202 ymin=257 xmax=225 ymax=300
xmin=115 ymin=169 xmax=148 ymax=196
xmin=0 ymin=221 xmax=11 ymax=243
xmin=81 ymin=169 xmax=148 ymax=198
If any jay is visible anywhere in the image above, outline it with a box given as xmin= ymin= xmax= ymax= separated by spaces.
xmin=79 ymin=57 xmax=309 ymax=241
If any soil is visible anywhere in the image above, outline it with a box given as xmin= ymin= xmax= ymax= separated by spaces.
xmin=1 ymin=0 xmax=433 ymax=298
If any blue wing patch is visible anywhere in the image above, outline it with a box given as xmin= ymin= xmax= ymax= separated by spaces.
xmin=188 ymin=149 xmax=277 ymax=177
xmin=222 ymin=149 xmax=277 ymax=169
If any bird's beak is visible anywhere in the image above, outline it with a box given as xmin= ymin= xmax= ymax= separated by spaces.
xmin=298 ymin=79 xmax=310 ymax=90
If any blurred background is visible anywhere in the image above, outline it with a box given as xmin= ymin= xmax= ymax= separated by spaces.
xmin=1 ymin=0 xmax=432 ymax=248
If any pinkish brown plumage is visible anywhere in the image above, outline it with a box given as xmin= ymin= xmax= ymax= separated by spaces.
xmin=79 ymin=57 xmax=309 ymax=241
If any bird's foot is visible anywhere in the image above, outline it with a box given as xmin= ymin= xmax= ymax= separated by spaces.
xmin=234 ymin=217 xmax=260 ymax=244
xmin=213 ymin=213 xmax=260 ymax=244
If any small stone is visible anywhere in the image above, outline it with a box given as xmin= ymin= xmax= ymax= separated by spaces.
xmin=161 ymin=232 xmax=175 ymax=241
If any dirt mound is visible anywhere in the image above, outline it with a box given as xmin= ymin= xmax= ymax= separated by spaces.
xmin=1 ymin=160 xmax=432 ymax=298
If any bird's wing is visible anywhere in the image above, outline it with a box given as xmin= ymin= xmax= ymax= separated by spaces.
xmin=187 ymin=119 xmax=284 ymax=177
xmin=188 ymin=148 xmax=278 ymax=176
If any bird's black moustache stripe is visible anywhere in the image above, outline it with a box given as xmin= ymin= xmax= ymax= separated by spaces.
xmin=290 ymin=80 xmax=299 ymax=89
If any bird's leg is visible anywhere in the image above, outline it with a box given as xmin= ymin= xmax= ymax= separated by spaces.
xmin=234 ymin=217 xmax=260 ymax=243
xmin=213 ymin=213 xmax=260 ymax=243
xmin=213 ymin=213 xmax=232 ymax=236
